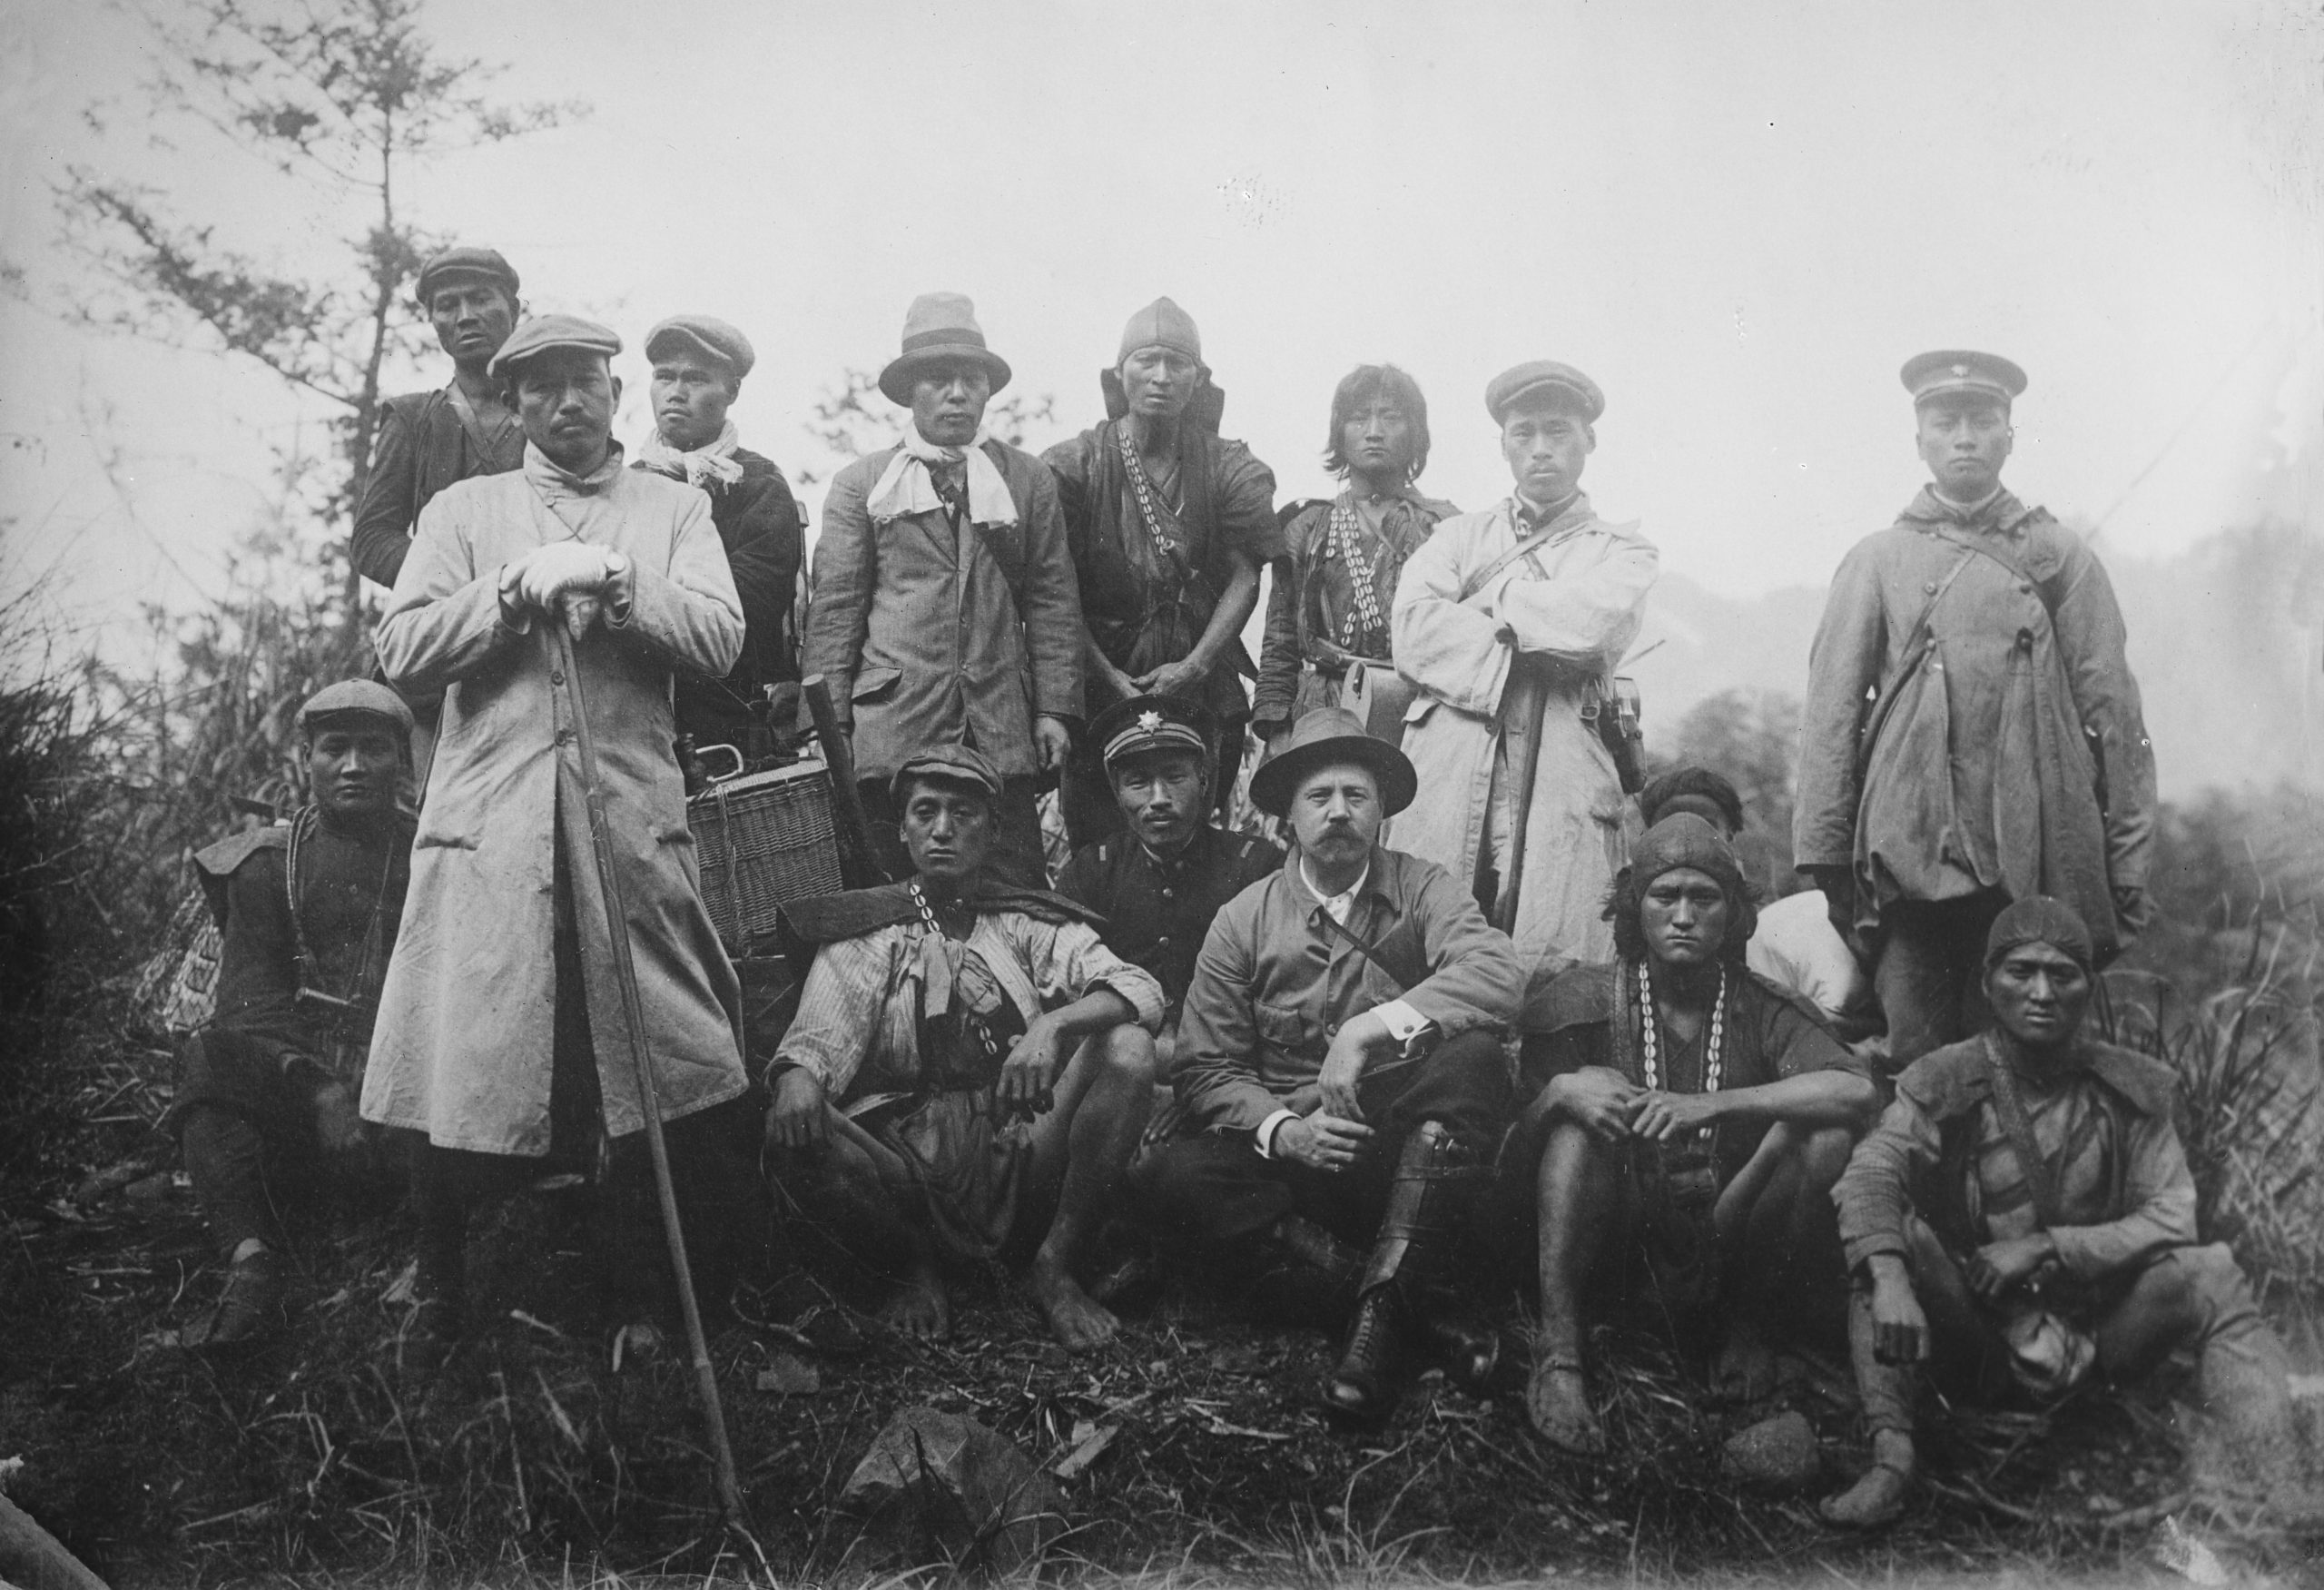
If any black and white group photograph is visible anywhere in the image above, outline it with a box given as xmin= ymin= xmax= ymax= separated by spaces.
xmin=2 ymin=2 xmax=2321 ymax=1585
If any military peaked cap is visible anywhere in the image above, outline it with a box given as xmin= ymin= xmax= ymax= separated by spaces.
xmin=1901 ymin=349 xmax=2027 ymax=407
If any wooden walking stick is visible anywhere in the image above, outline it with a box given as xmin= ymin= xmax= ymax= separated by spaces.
xmin=548 ymin=618 xmax=746 ymax=1526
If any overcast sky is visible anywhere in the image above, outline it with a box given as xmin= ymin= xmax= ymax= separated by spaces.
xmin=3 ymin=0 xmax=2320 ymax=664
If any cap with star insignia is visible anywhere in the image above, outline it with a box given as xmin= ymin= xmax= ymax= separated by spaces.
xmin=1901 ymin=349 xmax=2026 ymax=408
xmin=1092 ymin=695 xmax=1216 ymax=770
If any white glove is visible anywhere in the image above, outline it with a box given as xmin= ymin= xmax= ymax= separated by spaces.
xmin=514 ymin=542 xmax=622 ymax=612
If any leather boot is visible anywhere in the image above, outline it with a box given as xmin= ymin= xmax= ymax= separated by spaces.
xmin=1240 ymin=1213 xmax=1362 ymax=1328
xmin=1323 ymin=1121 xmax=1492 ymax=1426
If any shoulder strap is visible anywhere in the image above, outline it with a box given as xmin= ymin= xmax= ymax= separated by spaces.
xmin=1314 ymin=906 xmax=1407 ymax=995
xmin=1978 ymin=1031 xmax=2066 ymax=1230
xmin=1918 ymin=518 xmax=2063 ymax=617
xmin=1853 ymin=544 xmax=1979 ymax=777
xmin=1455 ymin=518 xmax=1573 ymax=604
xmin=441 ymin=381 xmax=507 ymax=462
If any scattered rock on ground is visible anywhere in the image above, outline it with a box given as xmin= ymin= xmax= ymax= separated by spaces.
xmin=1720 ymin=1410 xmax=1822 ymax=1492
xmin=754 ymin=1353 xmax=820 ymax=1395
xmin=836 ymin=1405 xmax=1065 ymax=1573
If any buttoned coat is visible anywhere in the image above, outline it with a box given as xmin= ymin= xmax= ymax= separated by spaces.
xmin=803 ymin=440 xmax=1084 ymax=782
xmin=364 ymin=450 xmax=748 ymax=1155
xmin=1388 ymin=495 xmax=1659 ymax=978
xmin=1793 ymin=489 xmax=2155 ymax=960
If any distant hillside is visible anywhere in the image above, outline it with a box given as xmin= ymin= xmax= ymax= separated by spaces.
xmin=1621 ymin=520 xmax=2324 ymax=800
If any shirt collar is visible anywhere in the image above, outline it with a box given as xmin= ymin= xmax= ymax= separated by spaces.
xmin=1297 ymin=853 xmax=1372 ymax=923
xmin=1137 ymin=825 xmax=1210 ymax=874
xmin=1512 ymin=488 xmax=1586 ymax=532
xmin=524 ymin=439 xmax=626 ymax=497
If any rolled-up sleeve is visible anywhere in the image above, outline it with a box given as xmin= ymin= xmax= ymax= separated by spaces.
xmin=1024 ymin=918 xmax=1165 ymax=1032
xmin=772 ymin=935 xmax=894 ymax=1097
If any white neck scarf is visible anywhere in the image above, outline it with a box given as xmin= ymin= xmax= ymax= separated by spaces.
xmin=865 ymin=422 xmax=1019 ymax=528
xmin=635 ymin=419 xmax=744 ymax=491
xmin=525 ymin=439 xmax=626 ymax=499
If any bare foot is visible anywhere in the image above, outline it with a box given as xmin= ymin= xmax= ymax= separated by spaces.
xmin=1819 ymin=1431 xmax=1915 ymax=1528
xmin=1526 ymin=1349 xmax=1605 ymax=1457
xmin=1031 ymin=1252 xmax=1119 ymax=1351
xmin=878 ymin=1264 xmax=951 ymax=1342
xmin=1711 ymin=1318 xmax=1777 ymax=1404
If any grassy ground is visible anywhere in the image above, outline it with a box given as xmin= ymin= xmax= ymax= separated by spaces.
xmin=5 ymin=1068 xmax=2319 ymax=1590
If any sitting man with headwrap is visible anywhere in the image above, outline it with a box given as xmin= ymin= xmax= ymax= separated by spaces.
xmin=1822 ymin=895 xmax=2309 ymax=1528
xmin=1129 ymin=709 xmax=1521 ymax=1428
xmin=763 ymin=746 xmax=1167 ymax=1350
xmin=1518 ymin=815 xmax=1878 ymax=1456
xmin=171 ymin=681 xmax=417 ymax=1349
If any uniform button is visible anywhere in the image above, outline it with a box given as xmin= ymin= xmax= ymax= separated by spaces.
xmin=551 ymin=670 xmax=565 ymax=685
xmin=556 ymin=728 xmax=572 ymax=746
xmin=1157 ymin=935 xmax=1170 ymax=947
xmin=2018 ymin=581 xmax=2034 ymax=595
xmin=1161 ymin=887 xmax=1174 ymax=898
xmin=1923 ymin=580 xmax=1937 ymax=594
xmin=1325 ymin=1022 xmax=1339 ymax=1037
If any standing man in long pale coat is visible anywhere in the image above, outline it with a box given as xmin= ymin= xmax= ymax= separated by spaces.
xmin=1391 ymin=361 xmax=1658 ymax=986
xmin=368 ymin=313 xmax=752 ymax=1359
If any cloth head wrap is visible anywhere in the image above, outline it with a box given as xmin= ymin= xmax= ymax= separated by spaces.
xmin=1983 ymin=895 xmax=2094 ymax=973
xmin=1606 ymin=813 xmax=1758 ymax=963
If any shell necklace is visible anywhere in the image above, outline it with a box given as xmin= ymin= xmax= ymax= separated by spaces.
xmin=1636 ymin=958 xmax=1725 ymax=1142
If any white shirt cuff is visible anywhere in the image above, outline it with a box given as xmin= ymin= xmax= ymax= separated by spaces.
xmin=1254 ymin=1108 xmax=1298 ymax=1159
xmin=1374 ymin=999 xmax=1433 ymax=1051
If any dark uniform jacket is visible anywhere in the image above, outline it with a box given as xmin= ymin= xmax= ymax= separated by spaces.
xmin=178 ymin=811 xmax=415 ymax=1118
xmin=634 ymin=446 xmax=804 ymax=747
xmin=350 ymin=385 xmax=525 ymax=589
xmin=1054 ymin=825 xmax=1283 ymax=1021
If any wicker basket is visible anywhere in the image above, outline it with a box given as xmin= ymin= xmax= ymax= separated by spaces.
xmin=687 ymin=761 xmax=844 ymax=953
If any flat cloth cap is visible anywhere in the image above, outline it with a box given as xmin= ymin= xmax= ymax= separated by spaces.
xmin=299 ymin=679 xmax=415 ymax=735
xmin=1984 ymin=894 xmax=2094 ymax=973
xmin=645 ymin=315 xmax=755 ymax=380
xmin=1487 ymin=360 xmax=1604 ymax=424
xmin=1092 ymin=695 xmax=1216 ymax=770
xmin=489 ymin=314 xmax=623 ymax=379
xmin=891 ymin=744 xmax=1006 ymax=804
xmin=414 ymin=246 xmax=518 ymax=308
xmin=1117 ymin=297 xmax=1204 ymax=368
xmin=879 ymin=292 xmax=1012 ymax=406
xmin=1902 ymin=349 xmax=2027 ymax=408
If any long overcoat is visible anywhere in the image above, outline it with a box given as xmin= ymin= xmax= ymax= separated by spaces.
xmin=364 ymin=449 xmax=748 ymax=1155
xmin=803 ymin=440 xmax=1083 ymax=782
xmin=1793 ymin=489 xmax=2155 ymax=961
xmin=1388 ymin=494 xmax=1658 ymax=980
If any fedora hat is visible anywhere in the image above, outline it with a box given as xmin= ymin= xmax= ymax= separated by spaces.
xmin=878 ymin=292 xmax=1013 ymax=406
xmin=1248 ymin=706 xmax=1417 ymax=817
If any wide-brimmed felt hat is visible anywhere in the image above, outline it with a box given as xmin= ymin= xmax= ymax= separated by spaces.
xmin=488 ymin=314 xmax=622 ymax=379
xmin=1248 ymin=706 xmax=1416 ymax=817
xmin=299 ymin=678 xmax=416 ymax=736
xmin=1486 ymin=360 xmax=1604 ymax=425
xmin=644 ymin=315 xmax=755 ymax=380
xmin=878 ymin=292 xmax=1012 ymax=406
xmin=414 ymin=246 xmax=518 ymax=309
xmin=1901 ymin=349 xmax=2026 ymax=409
xmin=1092 ymin=695 xmax=1216 ymax=771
